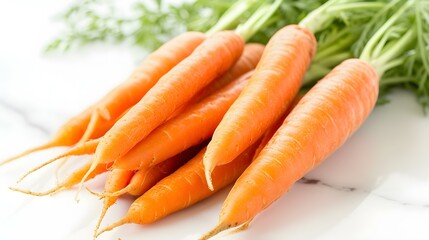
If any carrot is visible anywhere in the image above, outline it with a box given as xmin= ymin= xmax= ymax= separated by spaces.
xmin=203 ymin=25 xmax=317 ymax=190
xmin=96 ymin=141 xmax=260 ymax=237
xmin=201 ymin=58 xmax=379 ymax=239
xmin=16 ymin=138 xmax=100 ymax=184
xmin=83 ymin=31 xmax=244 ymax=187
xmin=113 ymin=70 xmax=253 ymax=170
xmin=107 ymin=143 xmax=203 ymax=197
xmin=92 ymin=168 xmax=134 ymax=238
xmin=0 ymin=32 xmax=206 ymax=166
xmin=16 ymin=106 xmax=133 ymax=183
xmin=193 ymin=43 xmax=265 ymax=102
xmin=167 ymin=43 xmax=264 ymax=118
xmin=252 ymin=96 xmax=302 ymax=160
xmin=9 ymin=160 xmax=112 ymax=196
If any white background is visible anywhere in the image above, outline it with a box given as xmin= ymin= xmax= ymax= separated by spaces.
xmin=1 ymin=1 xmax=429 ymax=240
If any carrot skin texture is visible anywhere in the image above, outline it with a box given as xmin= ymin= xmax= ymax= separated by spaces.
xmin=119 ymin=144 xmax=203 ymax=196
xmin=113 ymin=71 xmax=254 ymax=170
xmin=252 ymin=96 xmax=301 ymax=160
xmin=84 ymin=32 xmax=206 ymax=139
xmin=95 ymin=31 xmax=244 ymax=165
xmin=131 ymin=145 xmax=257 ymax=224
xmin=193 ymin=43 xmax=265 ymax=102
xmin=210 ymin=59 xmax=379 ymax=236
xmin=97 ymin=143 xmax=259 ymax=236
xmin=203 ymin=25 xmax=317 ymax=186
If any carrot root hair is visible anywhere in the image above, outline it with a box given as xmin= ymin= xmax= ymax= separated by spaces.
xmin=9 ymin=185 xmax=67 ymax=197
xmin=16 ymin=154 xmax=68 ymax=184
xmin=199 ymin=220 xmax=252 ymax=240
xmin=95 ymin=217 xmax=129 ymax=238
xmin=85 ymin=186 xmax=104 ymax=199
xmin=99 ymin=186 xmax=130 ymax=198
xmin=16 ymin=139 xmax=99 ymax=184
xmin=93 ymin=197 xmax=111 ymax=239
xmin=0 ymin=141 xmax=58 ymax=167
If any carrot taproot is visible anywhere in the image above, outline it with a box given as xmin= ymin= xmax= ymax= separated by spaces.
xmin=203 ymin=25 xmax=317 ymax=190
xmin=96 ymin=141 xmax=259 ymax=237
xmin=17 ymin=106 xmax=133 ymax=183
xmin=92 ymin=144 xmax=203 ymax=237
xmin=0 ymin=32 xmax=206 ymax=166
xmin=93 ymin=168 xmax=134 ymax=238
xmin=16 ymin=138 xmax=100 ymax=184
xmin=9 ymin=160 xmax=112 ymax=196
xmin=107 ymin=143 xmax=203 ymax=197
xmin=113 ymin=70 xmax=253 ymax=171
xmin=201 ymin=58 xmax=379 ymax=239
xmin=83 ymin=31 xmax=244 ymax=188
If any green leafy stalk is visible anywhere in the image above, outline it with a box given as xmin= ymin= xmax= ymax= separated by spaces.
xmin=235 ymin=0 xmax=282 ymax=41
xmin=358 ymin=0 xmax=429 ymax=110
xmin=205 ymin=0 xmax=260 ymax=35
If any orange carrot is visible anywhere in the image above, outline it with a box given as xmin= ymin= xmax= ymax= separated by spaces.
xmin=193 ymin=43 xmax=264 ymax=102
xmin=10 ymin=160 xmax=112 ymax=196
xmin=16 ymin=139 xmax=100 ymax=183
xmin=108 ymin=143 xmax=203 ymax=197
xmin=203 ymin=25 xmax=317 ymax=189
xmin=0 ymin=32 xmax=206 ymax=166
xmin=201 ymin=59 xmax=379 ymax=239
xmin=253 ymin=96 xmax=302 ymax=160
xmin=93 ymin=168 xmax=134 ymax=238
xmin=84 ymin=31 xmax=244 ymax=186
xmin=167 ymin=43 xmax=264 ymax=118
xmin=96 ymin=141 xmax=259 ymax=237
xmin=113 ymin=70 xmax=253 ymax=170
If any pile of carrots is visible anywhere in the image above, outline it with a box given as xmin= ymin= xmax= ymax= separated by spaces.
xmin=3 ymin=0 xmax=428 ymax=239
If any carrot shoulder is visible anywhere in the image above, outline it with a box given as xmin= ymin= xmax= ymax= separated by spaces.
xmin=203 ymin=25 xmax=317 ymax=189
xmin=202 ymin=59 xmax=379 ymax=238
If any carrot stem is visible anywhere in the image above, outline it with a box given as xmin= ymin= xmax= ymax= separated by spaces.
xmin=206 ymin=0 xmax=260 ymax=36
xmin=234 ymin=0 xmax=282 ymax=41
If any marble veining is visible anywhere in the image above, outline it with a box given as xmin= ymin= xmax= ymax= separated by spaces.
xmin=299 ymin=177 xmax=429 ymax=209
xmin=0 ymin=98 xmax=51 ymax=135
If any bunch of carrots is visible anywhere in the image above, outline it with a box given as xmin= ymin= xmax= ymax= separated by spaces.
xmin=3 ymin=0 xmax=428 ymax=239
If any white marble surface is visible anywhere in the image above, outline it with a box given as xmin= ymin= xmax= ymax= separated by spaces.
xmin=1 ymin=1 xmax=429 ymax=240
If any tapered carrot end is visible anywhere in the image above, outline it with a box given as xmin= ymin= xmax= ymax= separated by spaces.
xmin=93 ymin=198 xmax=111 ymax=240
xmin=203 ymin=158 xmax=215 ymax=191
xmin=199 ymin=222 xmax=230 ymax=240
xmin=0 ymin=141 xmax=58 ymax=167
xmin=75 ymin=156 xmax=98 ymax=202
xmin=200 ymin=220 xmax=251 ymax=240
xmin=77 ymin=111 xmax=101 ymax=145
xmin=204 ymin=167 xmax=214 ymax=191
xmin=96 ymin=217 xmax=129 ymax=238
xmin=16 ymin=154 xmax=68 ymax=184
xmin=9 ymin=185 xmax=66 ymax=197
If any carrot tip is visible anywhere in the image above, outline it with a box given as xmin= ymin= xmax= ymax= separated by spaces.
xmin=199 ymin=223 xmax=229 ymax=240
xmin=9 ymin=185 xmax=66 ymax=197
xmin=203 ymin=159 xmax=215 ymax=191
xmin=96 ymin=218 xmax=128 ymax=238
xmin=0 ymin=141 xmax=57 ymax=167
